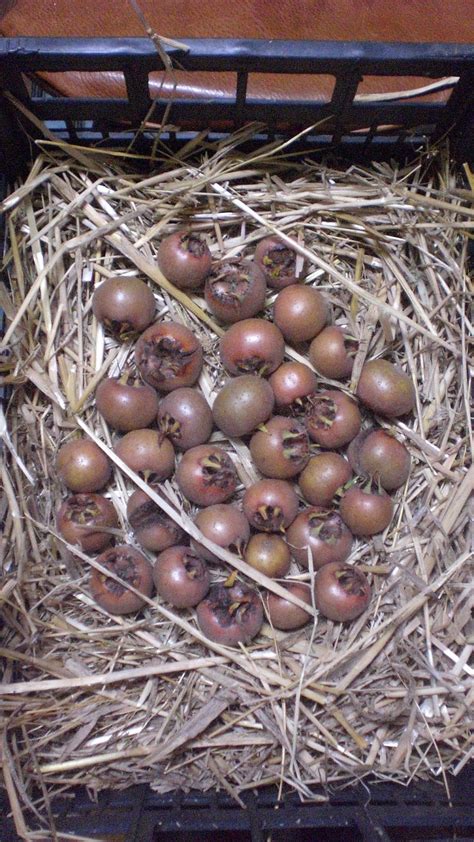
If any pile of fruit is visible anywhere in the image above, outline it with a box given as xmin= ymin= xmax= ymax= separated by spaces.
xmin=55 ymin=230 xmax=415 ymax=645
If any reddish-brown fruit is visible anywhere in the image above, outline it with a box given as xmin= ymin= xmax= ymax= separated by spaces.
xmin=90 ymin=545 xmax=153 ymax=615
xmin=56 ymin=493 xmax=118 ymax=554
xmin=242 ymin=479 xmax=299 ymax=533
xmin=339 ymin=481 xmax=394 ymax=536
xmin=157 ymin=231 xmax=212 ymax=289
xmin=249 ymin=416 xmax=310 ymax=479
xmin=127 ymin=487 xmax=184 ymax=552
xmin=153 ymin=546 xmax=210 ymax=608
xmin=356 ymin=359 xmax=416 ymax=417
xmin=309 ymin=325 xmax=357 ymax=380
xmin=157 ymin=388 xmax=213 ymax=451
xmin=205 ymin=260 xmax=266 ymax=323
xmin=273 ymin=285 xmax=327 ymax=343
xmin=114 ymin=429 xmax=175 ymax=480
xmin=219 ymin=318 xmax=285 ymax=376
xmin=175 ymin=444 xmax=239 ymax=506
xmin=57 ymin=439 xmax=112 ymax=493
xmin=314 ymin=561 xmax=371 ymax=622
xmin=305 ymin=390 xmax=361 ymax=449
xmin=269 ymin=362 xmax=317 ymax=412
xmin=299 ymin=452 xmax=352 ymax=507
xmin=196 ymin=582 xmax=263 ymax=646
xmin=192 ymin=504 xmax=250 ymax=562
xmin=245 ymin=533 xmax=291 ymax=578
xmin=212 ymin=375 xmax=275 ymax=438
xmin=347 ymin=428 xmax=411 ymax=490
xmin=92 ymin=277 xmax=155 ymax=339
xmin=96 ymin=377 xmax=159 ymax=432
xmin=265 ymin=583 xmax=313 ymax=630
xmin=286 ymin=507 xmax=353 ymax=569
xmin=254 ymin=236 xmax=303 ymax=289
xmin=135 ymin=320 xmax=203 ymax=392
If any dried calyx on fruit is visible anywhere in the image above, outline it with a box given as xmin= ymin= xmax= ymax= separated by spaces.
xmin=205 ymin=260 xmax=266 ymax=323
xmin=254 ymin=235 xmax=303 ymax=289
xmin=269 ymin=361 xmax=317 ymax=413
xmin=219 ymin=318 xmax=285 ymax=376
xmin=175 ymin=444 xmax=239 ymax=506
xmin=92 ymin=277 xmax=156 ymax=340
xmin=339 ymin=477 xmax=394 ymax=536
xmin=90 ymin=545 xmax=153 ymax=615
xmin=250 ymin=416 xmax=310 ymax=479
xmin=153 ymin=546 xmax=210 ymax=608
xmin=157 ymin=231 xmax=212 ymax=289
xmin=286 ymin=506 xmax=353 ymax=569
xmin=298 ymin=452 xmax=352 ymax=508
xmin=157 ymin=388 xmax=213 ymax=451
xmin=196 ymin=582 xmax=263 ymax=646
xmin=95 ymin=373 xmax=159 ymax=432
xmin=192 ymin=504 xmax=250 ymax=562
xmin=114 ymin=429 xmax=175 ymax=481
xmin=242 ymin=479 xmax=298 ymax=533
xmin=314 ymin=561 xmax=371 ymax=622
xmin=135 ymin=320 xmax=203 ymax=391
xmin=56 ymin=493 xmax=118 ymax=554
xmin=305 ymin=390 xmax=361 ymax=449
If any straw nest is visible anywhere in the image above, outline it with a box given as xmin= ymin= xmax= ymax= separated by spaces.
xmin=0 ymin=129 xmax=472 ymax=833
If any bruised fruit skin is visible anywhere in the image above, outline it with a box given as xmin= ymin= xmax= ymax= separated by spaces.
xmin=196 ymin=582 xmax=263 ymax=646
xmin=153 ymin=546 xmax=210 ymax=608
xmin=249 ymin=416 xmax=310 ymax=479
xmin=175 ymin=444 xmax=239 ymax=506
xmin=242 ymin=479 xmax=298 ymax=533
xmin=114 ymin=429 xmax=175 ymax=480
xmin=56 ymin=493 xmax=118 ymax=554
xmin=135 ymin=321 xmax=203 ymax=392
xmin=339 ymin=481 xmax=394 ymax=536
xmin=205 ymin=260 xmax=266 ymax=323
xmin=254 ymin=236 xmax=303 ymax=289
xmin=305 ymin=390 xmax=361 ymax=449
xmin=219 ymin=318 xmax=285 ymax=376
xmin=265 ymin=583 xmax=313 ymax=630
xmin=212 ymin=375 xmax=275 ymax=438
xmin=157 ymin=231 xmax=212 ymax=289
xmin=57 ymin=439 xmax=112 ymax=493
xmin=347 ymin=428 xmax=411 ymax=490
xmin=356 ymin=359 xmax=416 ymax=418
xmin=127 ymin=487 xmax=184 ymax=552
xmin=286 ymin=507 xmax=353 ymax=569
xmin=269 ymin=361 xmax=317 ymax=412
xmin=92 ymin=277 xmax=155 ymax=339
xmin=157 ymin=388 xmax=213 ymax=451
xmin=245 ymin=533 xmax=291 ymax=578
xmin=298 ymin=452 xmax=352 ymax=507
xmin=273 ymin=285 xmax=327 ymax=343
xmin=309 ymin=325 xmax=357 ymax=380
xmin=314 ymin=561 xmax=371 ymax=622
xmin=90 ymin=545 xmax=153 ymax=614
xmin=95 ymin=377 xmax=159 ymax=432
xmin=191 ymin=504 xmax=250 ymax=562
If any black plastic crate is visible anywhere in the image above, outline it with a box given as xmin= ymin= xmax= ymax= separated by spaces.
xmin=0 ymin=37 xmax=473 ymax=176
xmin=1 ymin=767 xmax=473 ymax=841
xmin=0 ymin=35 xmax=473 ymax=842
